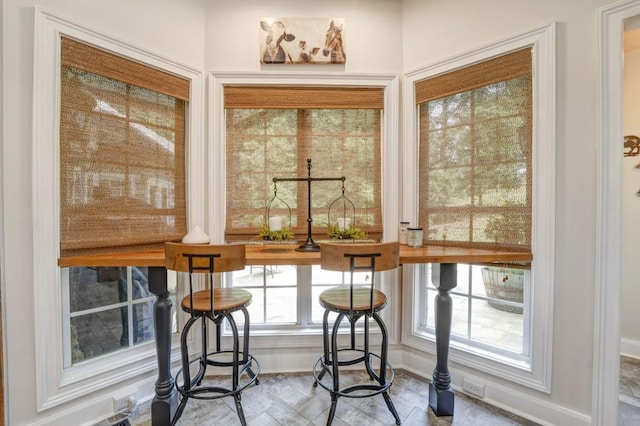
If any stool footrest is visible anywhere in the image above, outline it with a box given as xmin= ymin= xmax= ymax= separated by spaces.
xmin=175 ymin=355 xmax=260 ymax=399
xmin=205 ymin=350 xmax=253 ymax=368
xmin=312 ymin=353 xmax=395 ymax=398
xmin=323 ymin=348 xmax=368 ymax=367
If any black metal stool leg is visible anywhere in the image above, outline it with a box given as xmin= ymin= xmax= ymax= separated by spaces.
xmin=226 ymin=313 xmax=248 ymax=426
xmin=326 ymin=313 xmax=345 ymax=425
xmin=314 ymin=308 xmax=332 ymax=386
xmin=326 ymin=394 xmax=339 ymax=426
xmin=226 ymin=314 xmax=240 ymax=390
xmin=375 ymin=312 xmax=388 ymax=384
xmin=241 ymin=307 xmax=260 ymax=385
xmin=171 ymin=397 xmax=189 ymax=426
xmin=375 ymin=312 xmax=401 ymax=425
xmin=172 ymin=315 xmax=200 ymax=425
xmin=350 ymin=318 xmax=356 ymax=350
xmin=216 ymin=315 xmax=222 ymax=352
xmin=234 ymin=396 xmax=247 ymax=426
xmin=242 ymin=308 xmax=249 ymax=365
xmin=363 ymin=314 xmax=377 ymax=381
xmin=383 ymin=391 xmax=402 ymax=425
xmin=180 ymin=316 xmax=198 ymax=391
xmin=195 ymin=316 xmax=208 ymax=386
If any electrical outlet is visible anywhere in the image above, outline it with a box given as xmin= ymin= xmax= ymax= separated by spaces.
xmin=113 ymin=386 xmax=137 ymax=413
xmin=462 ymin=377 xmax=485 ymax=398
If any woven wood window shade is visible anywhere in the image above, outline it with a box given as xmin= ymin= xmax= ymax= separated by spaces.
xmin=224 ymin=86 xmax=383 ymax=109
xmin=59 ymin=37 xmax=189 ymax=257
xmin=417 ymin=48 xmax=533 ymax=252
xmin=224 ymin=86 xmax=384 ymax=241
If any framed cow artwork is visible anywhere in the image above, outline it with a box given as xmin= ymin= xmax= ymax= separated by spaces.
xmin=259 ymin=18 xmax=345 ymax=64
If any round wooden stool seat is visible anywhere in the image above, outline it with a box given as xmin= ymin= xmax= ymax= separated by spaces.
xmin=181 ymin=288 xmax=252 ymax=314
xmin=319 ymin=286 xmax=387 ymax=313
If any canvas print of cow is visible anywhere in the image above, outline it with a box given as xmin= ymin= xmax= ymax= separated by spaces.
xmin=259 ymin=18 xmax=345 ymax=64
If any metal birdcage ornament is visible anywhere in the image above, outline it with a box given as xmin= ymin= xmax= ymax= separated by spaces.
xmin=326 ymin=181 xmax=364 ymax=241
xmin=261 ymin=181 xmax=294 ymax=241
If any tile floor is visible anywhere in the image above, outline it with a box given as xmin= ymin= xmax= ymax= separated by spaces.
xmin=124 ymin=356 xmax=640 ymax=425
xmin=619 ymin=356 xmax=640 ymax=425
xmin=127 ymin=370 xmax=539 ymax=426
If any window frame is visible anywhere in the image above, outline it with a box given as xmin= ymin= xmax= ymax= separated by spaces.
xmin=32 ymin=8 xmax=204 ymax=411
xmin=208 ymin=72 xmax=400 ymax=245
xmin=208 ymin=72 xmax=401 ymax=342
xmin=401 ymin=22 xmax=556 ymax=392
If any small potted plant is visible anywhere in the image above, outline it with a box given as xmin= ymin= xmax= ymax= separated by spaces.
xmin=258 ymin=225 xmax=295 ymax=242
xmin=327 ymin=223 xmax=366 ymax=241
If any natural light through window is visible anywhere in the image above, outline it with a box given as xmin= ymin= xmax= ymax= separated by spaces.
xmin=408 ymin=47 xmax=536 ymax=371
xmin=416 ymin=263 xmax=530 ymax=361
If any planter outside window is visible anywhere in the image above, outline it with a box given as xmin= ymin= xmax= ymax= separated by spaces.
xmin=481 ymin=267 xmax=525 ymax=314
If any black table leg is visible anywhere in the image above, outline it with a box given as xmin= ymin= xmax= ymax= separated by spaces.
xmin=429 ymin=263 xmax=456 ymax=416
xmin=148 ymin=267 xmax=178 ymax=426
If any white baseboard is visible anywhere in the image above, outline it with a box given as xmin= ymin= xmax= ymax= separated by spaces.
xmin=402 ymin=349 xmax=592 ymax=426
xmin=621 ymin=338 xmax=640 ymax=359
xmin=28 ymin=375 xmax=157 ymax=426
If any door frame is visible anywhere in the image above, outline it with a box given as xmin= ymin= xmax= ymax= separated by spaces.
xmin=595 ymin=1 xmax=640 ymax=424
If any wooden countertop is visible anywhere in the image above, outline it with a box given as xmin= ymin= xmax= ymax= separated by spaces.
xmin=58 ymin=243 xmax=532 ymax=268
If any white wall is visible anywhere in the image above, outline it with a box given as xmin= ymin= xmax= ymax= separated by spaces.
xmin=622 ymin=37 xmax=640 ymax=355
xmin=0 ymin=0 xmax=629 ymax=424
xmin=401 ymin=0 xmax=614 ymax=419
xmin=2 ymin=0 xmax=404 ymax=424
xmin=2 ymin=1 xmax=206 ymax=424
xmin=204 ymin=0 xmax=403 ymax=73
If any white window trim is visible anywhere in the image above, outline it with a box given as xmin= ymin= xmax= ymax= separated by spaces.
xmin=207 ymin=72 xmax=402 ymax=345
xmin=594 ymin=1 xmax=640 ymax=423
xmin=401 ymin=22 xmax=556 ymax=392
xmin=32 ymin=7 xmax=204 ymax=411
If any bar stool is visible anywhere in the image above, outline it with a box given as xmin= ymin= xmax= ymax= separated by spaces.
xmin=313 ymin=242 xmax=401 ymax=425
xmin=165 ymin=242 xmax=259 ymax=426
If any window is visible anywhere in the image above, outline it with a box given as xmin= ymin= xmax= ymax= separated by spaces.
xmin=59 ymin=37 xmax=189 ymax=257
xmin=224 ymin=86 xmax=383 ymax=242
xmin=211 ymin=75 xmax=399 ymax=334
xmin=414 ymin=49 xmax=533 ymax=362
xmin=416 ymin=263 xmax=530 ymax=363
xmin=402 ymin=23 xmax=555 ymax=391
xmin=226 ymin=264 xmax=370 ymax=328
xmin=417 ymin=48 xmax=532 ymax=251
xmin=32 ymin=9 xmax=203 ymax=409
xmin=62 ymin=266 xmax=173 ymax=366
xmin=223 ymin=85 xmax=385 ymax=330
xmin=58 ymin=38 xmax=189 ymax=365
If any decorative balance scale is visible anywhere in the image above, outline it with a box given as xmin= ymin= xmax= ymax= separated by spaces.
xmin=264 ymin=158 xmax=358 ymax=252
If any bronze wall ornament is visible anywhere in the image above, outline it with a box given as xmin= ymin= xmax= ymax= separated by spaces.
xmin=624 ymin=135 xmax=640 ymax=156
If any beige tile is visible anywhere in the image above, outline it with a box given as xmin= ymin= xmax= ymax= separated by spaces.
xmin=127 ymin=370 xmax=538 ymax=425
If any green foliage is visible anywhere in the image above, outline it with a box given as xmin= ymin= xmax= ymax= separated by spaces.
xmin=327 ymin=223 xmax=366 ymax=240
xmin=259 ymin=226 xmax=295 ymax=241
xmin=425 ymin=78 xmax=531 ymax=208
xmin=484 ymin=214 xmax=528 ymax=245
